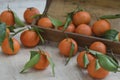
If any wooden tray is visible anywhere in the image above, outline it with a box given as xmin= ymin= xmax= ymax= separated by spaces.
xmin=40 ymin=0 xmax=120 ymax=54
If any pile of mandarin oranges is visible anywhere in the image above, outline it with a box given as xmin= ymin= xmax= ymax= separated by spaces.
xmin=0 ymin=6 xmax=120 ymax=79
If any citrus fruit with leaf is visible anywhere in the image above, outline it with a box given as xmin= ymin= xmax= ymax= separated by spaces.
xmin=24 ymin=7 xmax=40 ymax=24
xmin=33 ymin=51 xmax=49 ymax=70
xmin=0 ymin=10 xmax=15 ymax=26
xmin=58 ymin=23 xmax=75 ymax=32
xmin=37 ymin=17 xmax=53 ymax=28
xmin=58 ymin=38 xmax=78 ymax=57
xmin=89 ymin=41 xmax=107 ymax=54
xmin=75 ymin=24 xmax=92 ymax=36
xmin=1 ymin=37 xmax=20 ymax=55
xmin=72 ymin=11 xmax=91 ymax=26
xmin=87 ymin=59 xmax=109 ymax=79
xmin=21 ymin=49 xmax=55 ymax=76
xmin=77 ymin=51 xmax=95 ymax=68
xmin=92 ymin=20 xmax=111 ymax=36
xmin=20 ymin=27 xmax=42 ymax=47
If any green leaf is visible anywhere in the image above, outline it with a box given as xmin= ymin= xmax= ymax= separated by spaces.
xmin=31 ymin=14 xmax=42 ymax=19
xmin=95 ymin=59 xmax=101 ymax=70
xmin=65 ymin=42 xmax=75 ymax=65
xmin=97 ymin=53 xmax=118 ymax=72
xmin=33 ymin=27 xmax=45 ymax=44
xmin=100 ymin=14 xmax=120 ymax=19
xmin=12 ymin=11 xmax=25 ymax=27
xmin=8 ymin=37 xmax=14 ymax=52
xmin=103 ymin=29 xmax=119 ymax=41
xmin=63 ymin=12 xmax=73 ymax=31
xmin=87 ymin=49 xmax=98 ymax=56
xmin=83 ymin=53 xmax=89 ymax=68
xmin=48 ymin=15 xmax=63 ymax=29
xmin=20 ymin=51 xmax=40 ymax=73
xmin=30 ymin=51 xmax=39 ymax=59
xmin=0 ymin=22 xmax=6 ymax=45
xmin=46 ymin=54 xmax=55 ymax=76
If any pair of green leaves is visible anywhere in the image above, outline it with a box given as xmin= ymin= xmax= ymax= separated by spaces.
xmin=103 ymin=29 xmax=119 ymax=41
xmin=20 ymin=50 xmax=55 ymax=76
xmin=88 ymin=49 xmax=120 ymax=72
xmin=100 ymin=14 xmax=120 ymax=19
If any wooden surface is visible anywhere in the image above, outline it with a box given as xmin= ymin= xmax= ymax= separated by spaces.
xmin=0 ymin=0 xmax=120 ymax=80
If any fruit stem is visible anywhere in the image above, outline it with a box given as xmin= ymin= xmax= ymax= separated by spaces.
xmin=7 ymin=4 xmax=11 ymax=11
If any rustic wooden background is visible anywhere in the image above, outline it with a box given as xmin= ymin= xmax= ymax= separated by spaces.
xmin=47 ymin=0 xmax=120 ymax=30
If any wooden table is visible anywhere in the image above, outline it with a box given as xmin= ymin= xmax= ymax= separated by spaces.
xmin=0 ymin=0 xmax=120 ymax=80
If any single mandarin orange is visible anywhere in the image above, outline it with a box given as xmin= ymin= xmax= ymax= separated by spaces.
xmin=1 ymin=38 xmax=20 ymax=55
xmin=20 ymin=30 xmax=40 ymax=47
xmin=92 ymin=20 xmax=111 ymax=36
xmin=58 ymin=38 xmax=78 ymax=57
xmin=72 ymin=11 xmax=91 ymax=26
xmin=75 ymin=24 xmax=92 ymax=36
xmin=24 ymin=7 xmax=40 ymax=24
xmin=37 ymin=17 xmax=53 ymax=28
xmin=0 ymin=10 xmax=15 ymax=26
xmin=89 ymin=41 xmax=107 ymax=54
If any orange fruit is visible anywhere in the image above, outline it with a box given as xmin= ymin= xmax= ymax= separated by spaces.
xmin=58 ymin=23 xmax=75 ymax=32
xmin=89 ymin=41 xmax=107 ymax=54
xmin=75 ymin=24 xmax=92 ymax=36
xmin=34 ymin=52 xmax=49 ymax=70
xmin=1 ymin=38 xmax=20 ymax=55
xmin=72 ymin=11 xmax=91 ymax=26
xmin=92 ymin=20 xmax=111 ymax=36
xmin=77 ymin=51 xmax=95 ymax=68
xmin=58 ymin=38 xmax=78 ymax=57
xmin=24 ymin=7 xmax=40 ymax=24
xmin=0 ymin=10 xmax=15 ymax=26
xmin=37 ymin=17 xmax=53 ymax=28
xmin=20 ymin=30 xmax=40 ymax=47
xmin=87 ymin=59 xmax=109 ymax=79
